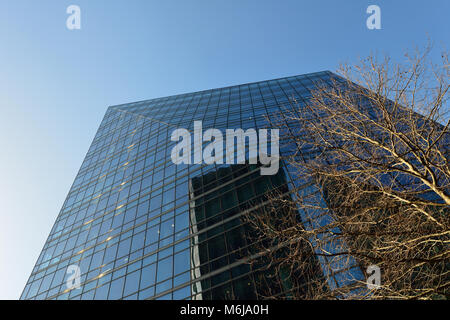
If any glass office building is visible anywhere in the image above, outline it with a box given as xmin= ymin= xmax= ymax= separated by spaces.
xmin=21 ymin=71 xmax=364 ymax=300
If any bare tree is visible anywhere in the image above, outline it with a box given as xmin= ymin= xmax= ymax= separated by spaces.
xmin=245 ymin=44 xmax=449 ymax=300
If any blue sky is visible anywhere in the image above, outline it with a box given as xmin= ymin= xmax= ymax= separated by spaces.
xmin=0 ymin=0 xmax=448 ymax=299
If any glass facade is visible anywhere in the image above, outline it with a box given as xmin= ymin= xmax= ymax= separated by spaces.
xmin=21 ymin=71 xmax=364 ymax=300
